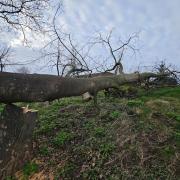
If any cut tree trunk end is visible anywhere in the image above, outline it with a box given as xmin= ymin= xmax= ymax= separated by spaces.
xmin=0 ymin=104 xmax=38 ymax=178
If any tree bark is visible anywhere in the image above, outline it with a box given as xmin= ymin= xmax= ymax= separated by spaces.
xmin=0 ymin=104 xmax=37 ymax=178
xmin=0 ymin=72 xmax=167 ymax=103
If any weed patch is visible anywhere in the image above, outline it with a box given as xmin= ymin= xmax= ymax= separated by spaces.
xmin=109 ymin=110 xmax=121 ymax=119
xmin=160 ymin=146 xmax=175 ymax=160
xmin=166 ymin=112 xmax=180 ymax=122
xmin=99 ymin=143 xmax=116 ymax=158
xmin=55 ymin=162 xmax=76 ymax=179
xmin=39 ymin=145 xmax=50 ymax=156
xmin=52 ymin=131 xmax=73 ymax=147
xmin=23 ymin=162 xmax=38 ymax=177
xmin=94 ymin=127 xmax=106 ymax=137
xmin=127 ymin=100 xmax=144 ymax=107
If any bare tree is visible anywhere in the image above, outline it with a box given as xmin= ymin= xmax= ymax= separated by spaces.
xmin=41 ymin=37 xmax=93 ymax=77
xmin=0 ymin=46 xmax=11 ymax=72
xmin=0 ymin=0 xmax=49 ymax=35
xmin=96 ymin=30 xmax=138 ymax=74
xmin=0 ymin=45 xmax=37 ymax=72
xmin=0 ymin=0 xmax=53 ymax=74
xmin=62 ymin=42 xmax=92 ymax=77
xmin=52 ymin=8 xmax=92 ymax=77
xmin=39 ymin=6 xmax=93 ymax=77
xmin=153 ymin=60 xmax=180 ymax=85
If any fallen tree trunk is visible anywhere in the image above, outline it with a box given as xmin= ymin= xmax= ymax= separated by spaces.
xmin=0 ymin=72 xmax=167 ymax=103
xmin=76 ymin=72 xmax=114 ymax=78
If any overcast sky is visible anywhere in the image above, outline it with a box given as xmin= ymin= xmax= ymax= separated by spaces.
xmin=3 ymin=0 xmax=180 ymax=73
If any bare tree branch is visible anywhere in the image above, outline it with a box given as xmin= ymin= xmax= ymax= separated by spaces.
xmin=0 ymin=46 xmax=11 ymax=72
xmin=39 ymin=5 xmax=93 ymax=77
xmin=97 ymin=30 xmax=139 ymax=74
xmin=0 ymin=0 xmax=50 ymax=39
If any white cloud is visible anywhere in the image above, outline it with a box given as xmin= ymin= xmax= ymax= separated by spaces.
xmin=9 ymin=28 xmax=50 ymax=49
xmin=1 ymin=0 xmax=180 ymax=73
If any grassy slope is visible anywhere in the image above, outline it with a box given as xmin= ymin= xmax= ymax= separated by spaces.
xmin=3 ymin=86 xmax=180 ymax=179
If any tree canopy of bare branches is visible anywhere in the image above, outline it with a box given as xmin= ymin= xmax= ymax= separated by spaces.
xmin=0 ymin=0 xmax=49 ymax=36
xmin=95 ymin=30 xmax=139 ymax=74
xmin=39 ymin=6 xmax=93 ymax=77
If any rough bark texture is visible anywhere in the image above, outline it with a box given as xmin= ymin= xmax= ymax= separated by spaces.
xmin=0 ymin=104 xmax=37 ymax=178
xmin=0 ymin=72 xmax=165 ymax=103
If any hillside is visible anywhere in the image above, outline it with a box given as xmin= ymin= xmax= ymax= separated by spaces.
xmin=3 ymin=86 xmax=180 ymax=179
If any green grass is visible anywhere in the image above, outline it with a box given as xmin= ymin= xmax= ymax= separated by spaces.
xmin=52 ymin=131 xmax=73 ymax=147
xmin=93 ymin=127 xmax=106 ymax=137
xmin=127 ymin=99 xmax=144 ymax=107
xmin=39 ymin=145 xmax=50 ymax=156
xmin=84 ymin=120 xmax=96 ymax=130
xmin=23 ymin=162 xmax=38 ymax=177
xmin=99 ymin=143 xmax=116 ymax=158
xmin=138 ymin=86 xmax=180 ymax=100
xmin=55 ymin=162 xmax=76 ymax=179
xmin=166 ymin=112 xmax=180 ymax=122
xmin=160 ymin=146 xmax=175 ymax=160
xmin=109 ymin=110 xmax=122 ymax=119
xmin=6 ymin=86 xmax=179 ymax=179
xmin=0 ymin=103 xmax=5 ymax=114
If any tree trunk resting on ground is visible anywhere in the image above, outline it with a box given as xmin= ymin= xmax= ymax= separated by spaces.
xmin=0 ymin=104 xmax=37 ymax=178
xmin=0 ymin=72 xmax=168 ymax=103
